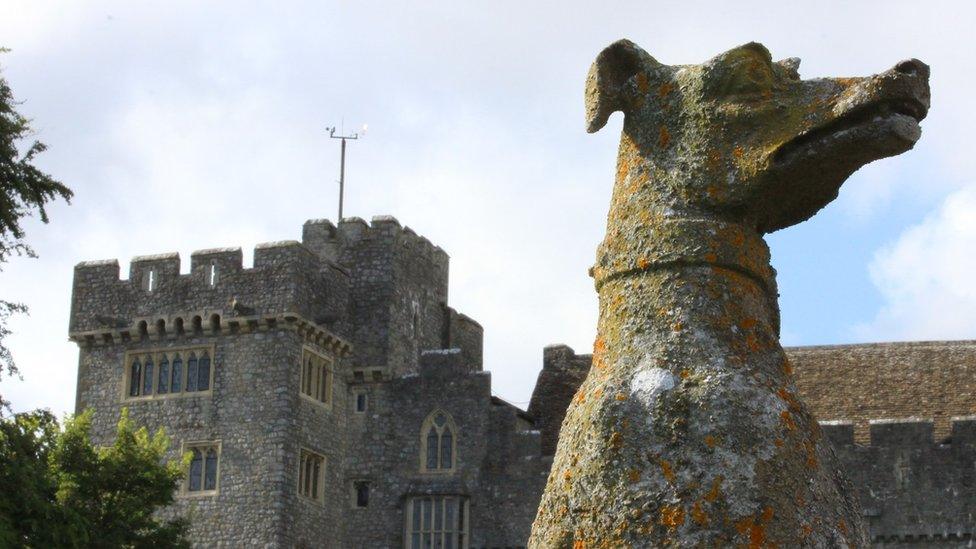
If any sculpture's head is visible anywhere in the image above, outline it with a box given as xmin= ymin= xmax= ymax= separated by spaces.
xmin=587 ymin=40 xmax=929 ymax=233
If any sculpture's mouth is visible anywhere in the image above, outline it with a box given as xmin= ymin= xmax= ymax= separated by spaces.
xmin=773 ymin=97 xmax=927 ymax=166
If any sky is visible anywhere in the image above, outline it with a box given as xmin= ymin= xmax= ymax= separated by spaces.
xmin=1 ymin=0 xmax=974 ymax=416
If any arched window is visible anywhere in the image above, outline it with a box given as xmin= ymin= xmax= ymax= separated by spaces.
xmin=187 ymin=353 xmax=198 ymax=392
xmin=188 ymin=448 xmax=203 ymax=491
xmin=171 ymin=354 xmax=183 ymax=393
xmin=204 ymin=448 xmax=218 ymax=490
xmin=198 ymin=352 xmax=211 ymax=391
xmin=157 ymin=355 xmax=169 ymax=394
xmin=142 ymin=355 xmax=154 ymax=396
xmin=185 ymin=442 xmax=220 ymax=494
xmin=420 ymin=410 xmax=457 ymax=473
xmin=129 ymin=358 xmax=141 ymax=397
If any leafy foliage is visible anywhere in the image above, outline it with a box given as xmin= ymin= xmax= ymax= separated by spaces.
xmin=0 ymin=409 xmax=190 ymax=548
xmin=0 ymin=49 xmax=73 ymax=409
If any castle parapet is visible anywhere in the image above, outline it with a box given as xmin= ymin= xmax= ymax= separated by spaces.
xmin=301 ymin=215 xmax=450 ymax=276
xmin=819 ymin=420 xmax=854 ymax=447
xmin=419 ymin=348 xmax=469 ymax=379
xmin=528 ymin=344 xmax=593 ymax=455
xmin=190 ymin=247 xmax=243 ymax=283
xmin=868 ymin=418 xmax=934 ymax=446
xmin=130 ymin=252 xmax=180 ymax=291
xmin=69 ymin=239 xmax=346 ymax=341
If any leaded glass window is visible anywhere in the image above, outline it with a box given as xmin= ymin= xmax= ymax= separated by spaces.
xmin=298 ymin=448 xmax=326 ymax=503
xmin=184 ymin=442 xmax=220 ymax=494
xmin=124 ymin=347 xmax=212 ymax=400
xmin=188 ymin=449 xmax=202 ymax=491
xmin=405 ymin=496 xmax=469 ymax=549
xmin=157 ymin=356 xmax=169 ymax=394
xmin=421 ymin=410 xmax=457 ymax=472
xmin=300 ymin=348 xmax=333 ymax=407
xmin=142 ymin=356 xmax=154 ymax=396
xmin=129 ymin=359 xmax=141 ymax=397
xmin=198 ymin=353 xmax=211 ymax=391
xmin=171 ymin=354 xmax=182 ymax=393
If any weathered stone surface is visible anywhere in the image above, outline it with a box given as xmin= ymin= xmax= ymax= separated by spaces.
xmin=530 ymin=40 xmax=930 ymax=547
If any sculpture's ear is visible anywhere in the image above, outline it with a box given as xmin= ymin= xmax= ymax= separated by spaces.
xmin=775 ymin=57 xmax=801 ymax=79
xmin=585 ymin=39 xmax=660 ymax=133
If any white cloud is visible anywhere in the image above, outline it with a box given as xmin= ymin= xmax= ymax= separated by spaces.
xmin=3 ymin=0 xmax=976 ymax=415
xmin=854 ymin=184 xmax=976 ymax=341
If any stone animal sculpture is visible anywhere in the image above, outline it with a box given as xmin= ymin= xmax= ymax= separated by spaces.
xmin=529 ymin=40 xmax=929 ymax=547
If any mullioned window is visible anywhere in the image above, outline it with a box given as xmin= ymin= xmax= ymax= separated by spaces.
xmin=420 ymin=410 xmax=457 ymax=473
xmin=125 ymin=346 xmax=214 ymax=400
xmin=300 ymin=347 xmax=334 ymax=408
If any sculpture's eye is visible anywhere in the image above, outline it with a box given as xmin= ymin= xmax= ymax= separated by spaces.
xmin=706 ymin=45 xmax=777 ymax=99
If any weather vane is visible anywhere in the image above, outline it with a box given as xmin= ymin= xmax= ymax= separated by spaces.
xmin=326 ymin=122 xmax=367 ymax=221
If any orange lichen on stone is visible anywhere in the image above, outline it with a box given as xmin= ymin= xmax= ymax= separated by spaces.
xmin=691 ymin=501 xmax=709 ymax=526
xmin=735 ymin=507 xmax=774 ymax=549
xmin=659 ymin=459 xmax=676 ymax=483
xmin=573 ymin=540 xmax=587 ymax=549
xmin=776 ymin=388 xmax=800 ymax=411
xmin=636 ymin=72 xmax=651 ymax=93
xmin=609 ymin=431 xmax=623 ymax=451
xmin=679 ymin=369 xmax=691 ymax=379
xmin=704 ymin=435 xmax=717 ymax=448
xmin=660 ymin=505 xmax=685 ymax=531
xmin=804 ymin=440 xmax=819 ymax=469
xmin=704 ymin=252 xmax=718 ymax=263
xmin=704 ymin=476 xmax=723 ymax=503
xmin=638 ymin=257 xmax=650 ymax=270
xmin=658 ymin=81 xmax=674 ymax=98
xmin=672 ymin=321 xmax=683 ymax=332
xmin=628 ymin=468 xmax=641 ymax=483
xmin=838 ymin=519 xmax=848 ymax=535
xmin=740 ymin=317 xmax=757 ymax=330
xmin=774 ymin=438 xmax=784 ymax=448
xmin=593 ymin=387 xmax=603 ymax=398
xmin=745 ymin=332 xmax=761 ymax=351
xmin=780 ymin=410 xmax=796 ymax=431
xmin=658 ymin=126 xmax=671 ymax=148
xmin=575 ymin=392 xmax=586 ymax=405
xmin=732 ymin=146 xmax=745 ymax=158
xmin=781 ymin=359 xmax=793 ymax=376
xmin=615 ymin=393 xmax=628 ymax=401
xmin=563 ymin=469 xmax=572 ymax=482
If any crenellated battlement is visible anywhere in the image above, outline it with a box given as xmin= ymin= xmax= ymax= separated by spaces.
xmin=70 ymin=238 xmax=347 ymax=339
xmin=818 ymin=416 xmax=976 ymax=544
xmin=301 ymin=215 xmax=449 ymax=272
xmin=819 ymin=417 xmax=976 ymax=447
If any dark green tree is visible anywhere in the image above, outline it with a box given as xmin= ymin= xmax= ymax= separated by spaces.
xmin=0 ymin=49 xmax=73 ymax=409
xmin=0 ymin=409 xmax=190 ymax=548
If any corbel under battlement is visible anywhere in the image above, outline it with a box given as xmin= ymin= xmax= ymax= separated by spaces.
xmin=68 ymin=311 xmax=352 ymax=357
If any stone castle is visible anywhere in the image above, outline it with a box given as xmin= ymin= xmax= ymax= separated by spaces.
xmin=70 ymin=216 xmax=976 ymax=547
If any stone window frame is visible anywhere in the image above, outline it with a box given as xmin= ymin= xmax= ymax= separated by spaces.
xmin=403 ymin=495 xmax=469 ymax=549
xmin=300 ymin=346 xmax=334 ymax=410
xmin=121 ymin=344 xmax=216 ymax=402
xmin=350 ymin=479 xmax=370 ymax=509
xmin=179 ymin=440 xmax=221 ymax=497
xmin=419 ymin=409 xmax=457 ymax=474
xmin=297 ymin=447 xmax=327 ymax=504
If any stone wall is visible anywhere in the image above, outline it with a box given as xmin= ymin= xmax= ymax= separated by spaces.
xmin=527 ymin=344 xmax=591 ymax=456
xmin=823 ymin=418 xmax=976 ymax=545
